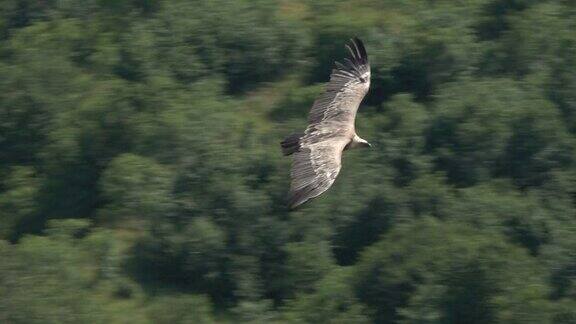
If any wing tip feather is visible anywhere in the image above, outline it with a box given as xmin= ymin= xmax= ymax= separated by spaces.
xmin=351 ymin=37 xmax=368 ymax=65
xmin=336 ymin=37 xmax=369 ymax=76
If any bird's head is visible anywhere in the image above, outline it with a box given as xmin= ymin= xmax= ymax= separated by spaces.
xmin=359 ymin=138 xmax=372 ymax=148
xmin=350 ymin=135 xmax=372 ymax=149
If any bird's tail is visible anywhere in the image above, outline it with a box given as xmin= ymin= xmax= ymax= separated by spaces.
xmin=281 ymin=132 xmax=304 ymax=156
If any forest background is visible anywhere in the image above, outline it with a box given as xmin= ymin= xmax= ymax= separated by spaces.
xmin=1 ymin=0 xmax=576 ymax=323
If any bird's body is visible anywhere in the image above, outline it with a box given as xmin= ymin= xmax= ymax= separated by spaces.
xmin=281 ymin=38 xmax=371 ymax=209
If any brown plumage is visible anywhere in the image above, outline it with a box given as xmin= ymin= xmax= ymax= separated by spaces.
xmin=281 ymin=38 xmax=372 ymax=209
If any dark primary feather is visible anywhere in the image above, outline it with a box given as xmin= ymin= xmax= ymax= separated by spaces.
xmin=346 ymin=37 xmax=368 ymax=66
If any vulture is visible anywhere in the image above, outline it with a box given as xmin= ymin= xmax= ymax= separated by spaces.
xmin=281 ymin=38 xmax=372 ymax=209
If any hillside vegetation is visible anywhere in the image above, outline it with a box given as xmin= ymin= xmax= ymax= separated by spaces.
xmin=1 ymin=0 xmax=576 ymax=323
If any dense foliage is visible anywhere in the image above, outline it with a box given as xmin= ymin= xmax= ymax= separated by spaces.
xmin=1 ymin=0 xmax=576 ymax=323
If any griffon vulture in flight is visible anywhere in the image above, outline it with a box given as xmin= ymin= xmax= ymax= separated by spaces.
xmin=281 ymin=38 xmax=371 ymax=209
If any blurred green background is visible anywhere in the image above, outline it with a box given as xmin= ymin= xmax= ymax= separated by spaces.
xmin=1 ymin=0 xmax=576 ymax=323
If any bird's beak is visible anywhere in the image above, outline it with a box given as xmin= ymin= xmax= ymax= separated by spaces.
xmin=367 ymin=142 xmax=372 ymax=148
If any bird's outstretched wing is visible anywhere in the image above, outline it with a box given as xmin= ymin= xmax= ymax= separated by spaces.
xmin=288 ymin=137 xmax=349 ymax=209
xmin=308 ymin=37 xmax=370 ymax=126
